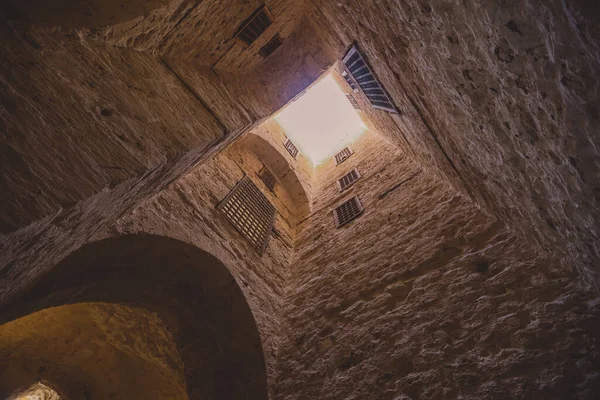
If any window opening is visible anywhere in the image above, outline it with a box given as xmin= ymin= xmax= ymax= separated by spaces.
xmin=235 ymin=5 xmax=273 ymax=46
xmin=345 ymin=93 xmax=361 ymax=110
xmin=343 ymin=45 xmax=398 ymax=113
xmin=338 ymin=168 xmax=361 ymax=191
xmin=333 ymin=196 xmax=364 ymax=228
xmin=284 ymin=138 xmax=299 ymax=158
xmin=334 ymin=146 xmax=353 ymax=165
xmin=259 ymin=34 xmax=282 ymax=58
xmin=341 ymin=70 xmax=358 ymax=92
xmin=218 ymin=177 xmax=276 ymax=253
xmin=259 ymin=167 xmax=277 ymax=191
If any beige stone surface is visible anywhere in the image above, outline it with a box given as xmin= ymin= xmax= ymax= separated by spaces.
xmin=0 ymin=303 xmax=186 ymax=399
xmin=278 ymin=127 xmax=599 ymax=399
xmin=0 ymin=0 xmax=598 ymax=399
xmin=308 ymin=0 xmax=600 ymax=284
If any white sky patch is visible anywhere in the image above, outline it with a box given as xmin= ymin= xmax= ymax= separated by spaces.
xmin=275 ymin=74 xmax=367 ymax=165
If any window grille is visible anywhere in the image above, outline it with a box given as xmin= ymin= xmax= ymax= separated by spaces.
xmin=343 ymin=45 xmax=397 ymax=113
xmin=218 ymin=177 xmax=276 ymax=253
xmin=345 ymin=93 xmax=360 ymax=110
xmin=259 ymin=34 xmax=282 ymax=58
xmin=259 ymin=167 xmax=276 ymax=191
xmin=341 ymin=70 xmax=358 ymax=92
xmin=333 ymin=196 xmax=364 ymax=228
xmin=334 ymin=147 xmax=353 ymax=165
xmin=338 ymin=168 xmax=361 ymax=191
xmin=284 ymin=138 xmax=298 ymax=158
xmin=235 ymin=5 xmax=273 ymax=46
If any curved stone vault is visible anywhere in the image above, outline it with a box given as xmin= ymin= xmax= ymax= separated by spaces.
xmin=0 ymin=235 xmax=268 ymax=400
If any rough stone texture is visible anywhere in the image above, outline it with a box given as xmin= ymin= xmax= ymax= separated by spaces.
xmin=277 ymin=127 xmax=600 ymax=399
xmin=0 ymin=115 xmax=312 ymax=399
xmin=1 ymin=1 xmax=332 ymax=233
xmin=0 ymin=26 xmax=223 ymax=231
xmin=1 ymin=1 xmax=599 ymax=399
xmin=252 ymin=119 xmax=314 ymax=201
xmin=308 ymin=0 xmax=600 ymax=283
xmin=1 ymin=303 xmax=186 ymax=399
xmin=1 ymin=235 xmax=269 ymax=399
xmin=109 ymin=123 xmax=313 ymax=389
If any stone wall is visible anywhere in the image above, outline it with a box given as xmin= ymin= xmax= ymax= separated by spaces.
xmin=0 ymin=26 xmax=226 ymax=232
xmin=1 ymin=4 xmax=333 ymax=234
xmin=110 ymin=128 xmax=314 ymax=397
xmin=308 ymin=0 xmax=600 ymax=283
xmin=0 ymin=121 xmax=306 ymax=398
xmin=276 ymin=127 xmax=600 ymax=399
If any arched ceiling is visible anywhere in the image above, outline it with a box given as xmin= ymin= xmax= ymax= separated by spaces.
xmin=0 ymin=235 xmax=269 ymax=400
xmin=0 ymin=303 xmax=187 ymax=399
xmin=231 ymin=132 xmax=310 ymax=218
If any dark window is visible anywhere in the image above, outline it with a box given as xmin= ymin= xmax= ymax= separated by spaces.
xmin=341 ymin=70 xmax=358 ymax=92
xmin=343 ymin=45 xmax=397 ymax=113
xmin=284 ymin=138 xmax=298 ymax=158
xmin=235 ymin=5 xmax=273 ymax=46
xmin=333 ymin=196 xmax=364 ymax=228
xmin=334 ymin=146 xmax=353 ymax=165
xmin=338 ymin=168 xmax=361 ymax=191
xmin=345 ymin=93 xmax=360 ymax=110
xmin=259 ymin=34 xmax=282 ymax=58
xmin=218 ymin=177 xmax=276 ymax=253
xmin=259 ymin=167 xmax=276 ymax=191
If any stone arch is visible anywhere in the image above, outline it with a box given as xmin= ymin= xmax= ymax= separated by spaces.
xmin=228 ymin=131 xmax=311 ymax=220
xmin=0 ymin=235 xmax=269 ymax=400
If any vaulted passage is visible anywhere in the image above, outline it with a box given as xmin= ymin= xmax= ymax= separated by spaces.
xmin=0 ymin=236 xmax=268 ymax=399
xmin=1 ymin=0 xmax=599 ymax=399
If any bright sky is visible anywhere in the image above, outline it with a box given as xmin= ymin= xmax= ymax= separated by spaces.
xmin=275 ymin=74 xmax=367 ymax=165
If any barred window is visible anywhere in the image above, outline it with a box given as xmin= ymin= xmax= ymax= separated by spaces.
xmin=218 ymin=177 xmax=276 ymax=253
xmin=333 ymin=196 xmax=364 ymax=228
xmin=345 ymin=93 xmax=360 ymax=110
xmin=334 ymin=147 xmax=353 ymax=165
xmin=284 ymin=138 xmax=299 ymax=158
xmin=235 ymin=5 xmax=273 ymax=46
xmin=259 ymin=34 xmax=282 ymax=58
xmin=259 ymin=167 xmax=276 ymax=191
xmin=343 ymin=45 xmax=397 ymax=113
xmin=338 ymin=168 xmax=361 ymax=191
